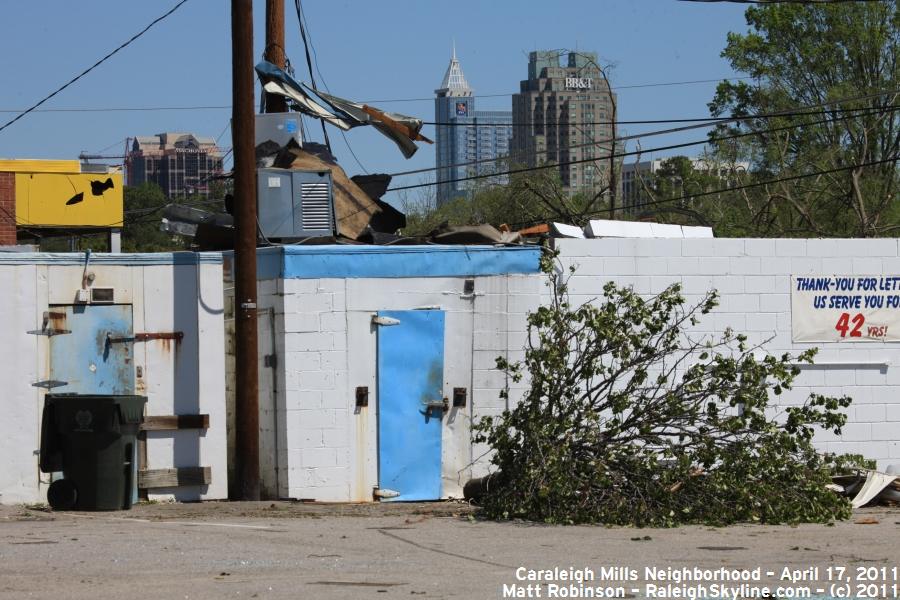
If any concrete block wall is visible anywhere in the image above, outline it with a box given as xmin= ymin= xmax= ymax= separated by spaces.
xmin=470 ymin=275 xmax=542 ymax=479
xmin=554 ymin=238 xmax=900 ymax=468
xmin=0 ymin=172 xmax=16 ymax=246
xmin=267 ymin=274 xmax=541 ymax=501
xmin=277 ymin=277 xmax=351 ymax=501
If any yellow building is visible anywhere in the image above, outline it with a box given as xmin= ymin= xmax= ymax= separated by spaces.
xmin=0 ymin=159 xmax=124 ymax=250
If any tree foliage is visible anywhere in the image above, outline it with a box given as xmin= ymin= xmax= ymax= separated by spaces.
xmin=474 ymin=255 xmax=852 ymax=526
xmin=121 ymin=183 xmax=187 ymax=253
xmin=625 ymin=154 xmax=747 ymax=229
xmin=707 ymin=1 xmax=900 ymax=237
xmin=401 ymin=169 xmax=612 ymax=236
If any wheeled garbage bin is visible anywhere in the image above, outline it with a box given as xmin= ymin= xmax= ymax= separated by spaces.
xmin=39 ymin=394 xmax=147 ymax=511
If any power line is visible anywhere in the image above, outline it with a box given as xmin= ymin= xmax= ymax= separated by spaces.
xmin=386 ymin=102 xmax=900 ymax=191
xmin=680 ymin=0 xmax=885 ymax=4
xmin=389 ymin=90 xmax=900 ymax=180
xmin=358 ymin=77 xmax=755 ymax=104
xmin=424 ymin=103 xmax=898 ymax=127
xmin=0 ymin=77 xmax=757 ymax=114
xmin=292 ymin=0 xmax=368 ymax=174
xmin=294 ymin=0 xmax=331 ymax=151
xmin=506 ymin=154 xmax=900 ymax=230
xmin=0 ymin=105 xmax=229 ymax=114
xmin=611 ymin=155 xmax=900 ymax=218
xmin=0 ymin=0 xmax=191 ymax=135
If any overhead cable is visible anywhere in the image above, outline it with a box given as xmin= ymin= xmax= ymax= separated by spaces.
xmin=386 ymin=102 xmax=900 ymax=191
xmin=0 ymin=0 xmax=191 ymax=135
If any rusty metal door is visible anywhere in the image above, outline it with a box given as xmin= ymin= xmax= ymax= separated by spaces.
xmin=48 ymin=305 xmax=135 ymax=394
xmin=376 ymin=309 xmax=444 ymax=501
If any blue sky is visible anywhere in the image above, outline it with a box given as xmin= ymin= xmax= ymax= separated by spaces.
xmin=0 ymin=0 xmax=749 ymax=204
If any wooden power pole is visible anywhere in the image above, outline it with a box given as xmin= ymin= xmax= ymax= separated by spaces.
xmin=231 ymin=0 xmax=260 ymax=501
xmin=264 ymin=0 xmax=288 ymax=113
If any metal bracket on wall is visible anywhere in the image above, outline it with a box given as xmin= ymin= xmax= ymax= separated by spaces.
xmin=27 ymin=328 xmax=70 ymax=337
xmin=355 ymin=386 xmax=369 ymax=407
xmin=31 ymin=380 xmax=68 ymax=389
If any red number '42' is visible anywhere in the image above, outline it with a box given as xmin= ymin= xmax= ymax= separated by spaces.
xmin=835 ymin=312 xmax=865 ymax=338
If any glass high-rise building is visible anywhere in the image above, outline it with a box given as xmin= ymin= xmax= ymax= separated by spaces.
xmin=434 ymin=46 xmax=512 ymax=205
xmin=512 ymin=51 xmax=617 ymax=196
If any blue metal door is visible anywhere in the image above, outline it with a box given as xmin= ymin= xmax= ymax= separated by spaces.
xmin=376 ymin=310 xmax=444 ymax=501
xmin=49 ymin=305 xmax=135 ymax=394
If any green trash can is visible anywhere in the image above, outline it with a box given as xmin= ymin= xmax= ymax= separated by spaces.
xmin=39 ymin=394 xmax=147 ymax=511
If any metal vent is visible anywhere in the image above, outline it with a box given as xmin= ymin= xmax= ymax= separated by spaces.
xmin=300 ymin=182 xmax=332 ymax=231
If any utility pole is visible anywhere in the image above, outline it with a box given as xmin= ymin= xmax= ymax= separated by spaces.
xmin=264 ymin=0 xmax=287 ymax=113
xmin=231 ymin=0 xmax=260 ymax=501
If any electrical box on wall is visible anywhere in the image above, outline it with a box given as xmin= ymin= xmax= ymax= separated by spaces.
xmin=257 ymin=168 xmax=335 ymax=240
xmin=90 ymin=287 xmax=115 ymax=304
xmin=73 ymin=287 xmax=115 ymax=304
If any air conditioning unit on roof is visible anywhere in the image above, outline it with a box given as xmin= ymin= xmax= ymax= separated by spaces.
xmin=257 ymin=168 xmax=335 ymax=240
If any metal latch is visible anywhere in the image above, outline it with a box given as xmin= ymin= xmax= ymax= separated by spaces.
xmin=422 ymin=398 xmax=449 ymax=414
xmin=372 ymin=315 xmax=400 ymax=326
xmin=107 ymin=331 xmax=184 ymax=343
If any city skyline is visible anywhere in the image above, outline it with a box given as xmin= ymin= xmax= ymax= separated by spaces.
xmin=0 ymin=1 xmax=748 ymax=206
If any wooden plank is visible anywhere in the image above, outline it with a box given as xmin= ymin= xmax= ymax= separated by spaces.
xmin=138 ymin=467 xmax=211 ymax=489
xmin=140 ymin=414 xmax=209 ymax=431
xmin=137 ymin=431 xmax=148 ymax=501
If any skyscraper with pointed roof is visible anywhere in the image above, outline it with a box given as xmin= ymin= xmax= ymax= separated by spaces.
xmin=434 ymin=45 xmax=512 ymax=205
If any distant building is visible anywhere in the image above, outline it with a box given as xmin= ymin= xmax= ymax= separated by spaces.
xmin=622 ymin=157 xmax=750 ymax=212
xmin=512 ymin=50 xmax=617 ymax=196
xmin=434 ymin=46 xmax=513 ymax=205
xmin=127 ymin=132 xmax=224 ymax=198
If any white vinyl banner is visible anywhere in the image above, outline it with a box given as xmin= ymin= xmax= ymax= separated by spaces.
xmin=792 ymin=275 xmax=900 ymax=342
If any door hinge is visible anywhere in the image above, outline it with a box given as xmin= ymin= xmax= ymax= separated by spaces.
xmin=264 ymin=354 xmax=277 ymax=369
xmin=372 ymin=315 xmax=400 ymax=326
xmin=373 ymin=488 xmax=400 ymax=499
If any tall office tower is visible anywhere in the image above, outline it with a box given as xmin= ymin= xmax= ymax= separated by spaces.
xmin=434 ymin=45 xmax=513 ymax=205
xmin=127 ymin=132 xmax=225 ymax=198
xmin=511 ymin=50 xmax=617 ymax=196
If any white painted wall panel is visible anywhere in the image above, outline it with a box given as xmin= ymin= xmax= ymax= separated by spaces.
xmin=2 ymin=259 xmax=227 ymax=505
xmin=0 ymin=265 xmax=41 ymax=504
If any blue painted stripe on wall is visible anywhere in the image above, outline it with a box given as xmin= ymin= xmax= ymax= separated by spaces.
xmin=269 ymin=245 xmax=541 ymax=279
xmin=0 ymin=251 xmax=223 ymax=266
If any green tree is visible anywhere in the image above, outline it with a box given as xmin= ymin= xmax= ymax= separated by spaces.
xmin=401 ymin=168 xmax=615 ymax=236
xmin=474 ymin=255 xmax=852 ymax=526
xmin=708 ymin=1 xmax=900 ymax=237
xmin=626 ymin=154 xmax=747 ymax=228
xmin=122 ymin=183 xmax=188 ymax=252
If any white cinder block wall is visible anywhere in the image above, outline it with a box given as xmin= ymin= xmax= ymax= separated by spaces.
xmin=553 ymin=238 xmax=900 ymax=468
xmin=273 ymin=274 xmax=540 ymax=501
xmin=226 ymin=245 xmax=543 ymax=502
